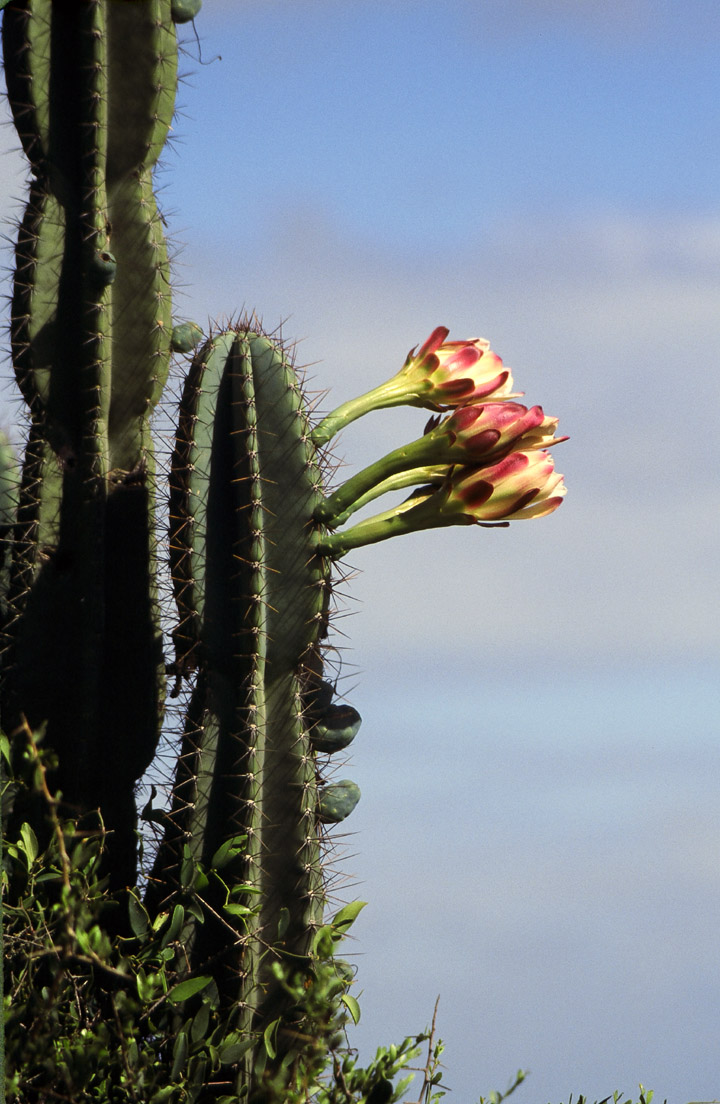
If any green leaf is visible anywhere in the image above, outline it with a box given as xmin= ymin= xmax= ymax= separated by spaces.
xmin=0 ymin=729 xmax=11 ymax=767
xmin=161 ymin=903 xmax=185 ymax=948
xmin=331 ymin=900 xmax=366 ymax=936
xmin=210 ymin=833 xmax=247 ymax=870
xmin=230 ymin=882 xmax=262 ymax=897
xmin=187 ymin=1053 xmax=209 ymax=1089
xmin=263 ymin=1019 xmax=279 ymax=1060
xmin=135 ymin=967 xmax=157 ymax=1003
xmin=168 ymin=975 xmax=213 ymax=1004
xmin=150 ymin=1088 xmax=177 ymax=1104
xmin=19 ymin=822 xmax=39 ymax=866
xmin=127 ymin=891 xmax=150 ymax=939
xmin=311 ymin=925 xmax=335 ymax=958
xmin=151 ymin=909 xmax=170 ymax=933
xmin=171 ymin=1030 xmax=189 ymax=1081
xmin=185 ymin=897 xmax=205 ymax=923
xmin=218 ymin=1031 xmax=252 ymax=1065
xmin=341 ymin=993 xmax=361 ymax=1025
xmin=190 ymin=1002 xmax=211 ymax=1044
xmin=34 ymin=871 xmax=63 ymax=885
xmin=222 ymin=902 xmax=252 ymax=918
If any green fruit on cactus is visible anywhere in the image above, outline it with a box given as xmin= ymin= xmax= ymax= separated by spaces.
xmin=88 ymin=250 xmax=117 ymax=286
xmin=171 ymin=0 xmax=202 ymax=22
xmin=171 ymin=319 xmax=204 ymax=352
xmin=319 ymin=780 xmax=362 ymax=823
xmin=310 ymin=703 xmax=362 ymax=753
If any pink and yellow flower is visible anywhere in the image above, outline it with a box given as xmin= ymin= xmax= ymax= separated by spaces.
xmin=440 ymin=450 xmax=566 ymax=523
xmin=311 ymin=325 xmax=518 ymax=445
xmin=401 ymin=326 xmax=516 ymax=409
xmin=437 ymin=401 xmax=563 ymax=461
xmin=315 ymin=449 xmax=566 ymax=556
xmin=315 ymin=399 xmax=565 ymax=523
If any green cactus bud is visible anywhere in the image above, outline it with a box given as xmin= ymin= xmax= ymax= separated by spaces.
xmin=88 ymin=250 xmax=117 ymax=286
xmin=310 ymin=704 xmax=362 ymax=753
xmin=318 ymin=780 xmax=362 ymax=823
xmin=171 ymin=320 xmax=204 ymax=353
xmin=172 ymin=0 xmax=202 ymax=23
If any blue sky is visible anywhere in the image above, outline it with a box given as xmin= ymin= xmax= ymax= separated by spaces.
xmin=176 ymin=0 xmax=720 ymax=236
xmin=0 ymin=2 xmax=718 ymax=1101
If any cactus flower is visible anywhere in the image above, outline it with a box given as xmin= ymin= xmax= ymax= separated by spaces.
xmin=436 ymin=401 xmax=561 ymax=460
xmin=316 ymin=450 xmax=566 ymax=557
xmin=314 ymin=400 xmax=564 ymax=523
xmin=439 ymin=449 xmax=567 ymax=522
xmin=397 ymin=326 xmax=515 ymax=408
xmin=311 ymin=326 xmax=517 ymax=445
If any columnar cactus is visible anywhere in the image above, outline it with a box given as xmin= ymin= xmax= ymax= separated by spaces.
xmin=0 ymin=4 xmax=566 ymax=1102
xmin=147 ymin=330 xmax=346 ymax=1048
xmin=1 ymin=0 xmax=178 ymax=890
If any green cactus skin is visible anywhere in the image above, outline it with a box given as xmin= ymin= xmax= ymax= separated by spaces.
xmin=0 ymin=429 xmax=19 ymax=533
xmin=148 ymin=328 xmax=356 ymax=1081
xmin=0 ymin=430 xmax=19 ymax=637
xmin=0 ymin=0 xmax=177 ymax=891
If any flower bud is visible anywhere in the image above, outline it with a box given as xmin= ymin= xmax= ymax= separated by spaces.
xmin=401 ymin=327 xmax=516 ymax=409
xmin=311 ymin=326 xmax=518 ymax=444
xmin=437 ymin=401 xmax=561 ymax=462
xmin=441 ymin=450 xmax=567 ymax=522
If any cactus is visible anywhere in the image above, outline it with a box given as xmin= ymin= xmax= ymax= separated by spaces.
xmin=1 ymin=0 xmax=177 ymax=892
xmin=0 ymin=4 xmax=566 ymax=1101
xmin=0 ymin=430 xmax=19 ymax=619
xmin=146 ymin=328 xmax=343 ymax=1066
xmin=0 ymin=4 xmax=368 ymax=1094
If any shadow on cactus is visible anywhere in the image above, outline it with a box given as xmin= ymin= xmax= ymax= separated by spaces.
xmin=0 ymin=2 xmax=570 ymax=1102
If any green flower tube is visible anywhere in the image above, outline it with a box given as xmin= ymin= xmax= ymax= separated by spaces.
xmin=331 ymin=464 xmax=451 ymax=526
xmin=315 ymin=401 xmax=561 ymax=524
xmin=312 ymin=326 xmax=516 ymax=445
xmin=317 ymin=449 xmax=566 ymax=558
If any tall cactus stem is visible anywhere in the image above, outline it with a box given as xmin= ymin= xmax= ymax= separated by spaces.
xmin=1 ymin=0 xmax=178 ymax=892
xmin=149 ymin=327 xmax=350 ymax=1077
